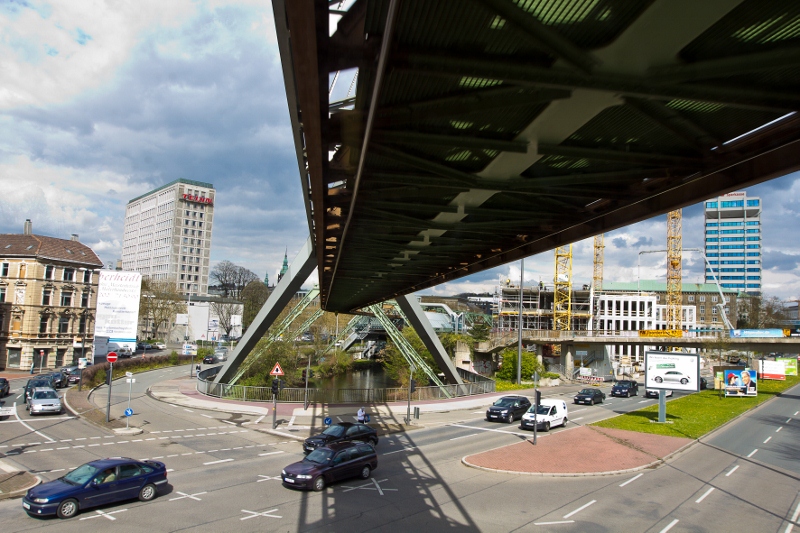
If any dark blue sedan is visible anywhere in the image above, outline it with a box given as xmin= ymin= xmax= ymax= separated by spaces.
xmin=23 ymin=457 xmax=168 ymax=519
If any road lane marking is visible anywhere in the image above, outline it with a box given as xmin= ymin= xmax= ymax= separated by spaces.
xmin=258 ymin=451 xmax=284 ymax=457
xmin=255 ymin=415 xmax=265 ymax=424
xmin=384 ymin=447 xmax=417 ymax=455
xmin=787 ymin=418 xmax=792 ymax=424
xmin=563 ymin=500 xmax=596 ymax=519
xmin=169 ymin=491 xmax=206 ymax=501
xmin=449 ymin=433 xmax=481 ymax=441
xmin=726 ymin=465 xmax=739 ymax=477
xmin=659 ymin=519 xmax=679 ymax=533
xmin=449 ymin=423 xmax=531 ymax=437
xmin=794 ymin=411 xmax=799 ymax=416
xmin=695 ymin=487 xmax=715 ymax=503
xmin=571 ymin=417 xmax=584 ymax=421
xmin=202 ymin=414 xmax=214 ymax=419
xmin=747 ymin=449 xmax=758 ymax=457
xmin=203 ymin=458 xmax=233 ymax=465
xmin=12 ymin=404 xmax=54 ymax=442
xmin=80 ymin=509 xmax=127 ymax=521
xmin=183 ymin=409 xmax=194 ymax=413
xmin=764 ymin=437 xmax=772 ymax=444
xmin=620 ymin=473 xmax=643 ymax=487
xmin=535 ymin=521 xmax=574 ymax=526
xmin=777 ymin=427 xmax=783 ymax=433
xmin=785 ymin=499 xmax=800 ymax=533
xmin=221 ymin=420 xmax=236 ymax=425
xmin=241 ymin=508 xmax=281 ymax=521
xmin=638 ymin=400 xmax=650 ymax=403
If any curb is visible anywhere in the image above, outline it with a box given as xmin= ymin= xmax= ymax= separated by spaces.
xmin=146 ymin=386 xmax=271 ymax=417
xmin=0 ymin=474 xmax=40 ymax=501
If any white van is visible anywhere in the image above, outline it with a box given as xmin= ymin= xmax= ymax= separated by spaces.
xmin=520 ymin=399 xmax=568 ymax=432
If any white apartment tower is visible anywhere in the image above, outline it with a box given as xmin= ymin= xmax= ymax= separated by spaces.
xmin=704 ymin=191 xmax=762 ymax=294
xmin=122 ymin=179 xmax=215 ymax=295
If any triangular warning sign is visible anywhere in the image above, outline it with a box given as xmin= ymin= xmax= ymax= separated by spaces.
xmin=270 ymin=362 xmax=285 ymax=376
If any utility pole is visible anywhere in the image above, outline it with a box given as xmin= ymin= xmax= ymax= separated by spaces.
xmin=406 ymin=363 xmax=415 ymax=425
xmin=517 ymin=258 xmax=524 ymax=385
xmin=186 ymin=291 xmax=193 ymax=376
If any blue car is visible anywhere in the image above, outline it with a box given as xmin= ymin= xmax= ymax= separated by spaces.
xmin=23 ymin=458 xmax=168 ymax=519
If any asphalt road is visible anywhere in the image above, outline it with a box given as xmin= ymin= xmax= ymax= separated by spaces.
xmin=0 ymin=375 xmax=797 ymax=532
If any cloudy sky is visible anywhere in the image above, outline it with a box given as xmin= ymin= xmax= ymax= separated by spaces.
xmin=1 ymin=0 xmax=799 ymax=300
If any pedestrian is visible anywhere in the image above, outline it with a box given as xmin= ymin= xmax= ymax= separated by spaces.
xmin=357 ymin=406 xmax=365 ymax=423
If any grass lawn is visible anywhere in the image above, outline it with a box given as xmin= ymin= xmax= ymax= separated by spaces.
xmin=591 ymin=375 xmax=800 ymax=440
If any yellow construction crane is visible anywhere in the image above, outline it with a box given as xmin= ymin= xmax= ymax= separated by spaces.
xmin=593 ymin=234 xmax=604 ymax=292
xmin=553 ymin=245 xmax=573 ymax=334
xmin=666 ymin=210 xmax=682 ymax=330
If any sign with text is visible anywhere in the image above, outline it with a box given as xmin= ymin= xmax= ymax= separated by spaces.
xmin=777 ymin=357 xmax=798 ymax=376
xmin=639 ymin=329 xmax=683 ymax=338
xmin=730 ymin=329 xmax=786 ymax=338
xmin=644 ymin=351 xmax=700 ymax=392
xmin=724 ymin=369 xmax=757 ymax=397
xmin=758 ymin=359 xmax=786 ymax=380
xmin=94 ymin=271 xmax=142 ymax=351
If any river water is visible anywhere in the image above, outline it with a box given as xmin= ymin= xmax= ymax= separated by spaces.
xmin=311 ymin=365 xmax=397 ymax=389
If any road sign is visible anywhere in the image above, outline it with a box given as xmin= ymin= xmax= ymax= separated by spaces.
xmin=107 ymin=352 xmax=118 ymax=363
xmin=125 ymin=371 xmax=133 ymax=377
xmin=126 ymin=378 xmax=136 ymax=384
xmin=324 ymin=417 xmax=332 ymax=426
xmin=269 ymin=362 xmax=285 ymax=376
xmin=78 ymin=358 xmax=88 ymax=369
xmin=124 ymin=408 xmax=134 ymax=417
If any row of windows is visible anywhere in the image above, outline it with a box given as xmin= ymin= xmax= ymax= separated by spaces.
xmin=708 ymin=260 xmax=761 ymax=265
xmin=705 ymin=200 xmax=760 ymax=208
xmin=721 ymin=283 xmax=761 ymax=289
xmin=0 ymin=263 xmax=93 ymax=282
xmin=719 ymin=276 xmax=761 ymax=281
xmin=40 ymin=315 xmax=89 ymax=334
xmin=707 ymin=253 xmax=761 ymax=258
xmin=184 ymin=210 xmax=205 ymax=219
xmin=706 ymin=237 xmax=761 ymax=242
xmin=705 ymin=221 xmax=760 ymax=227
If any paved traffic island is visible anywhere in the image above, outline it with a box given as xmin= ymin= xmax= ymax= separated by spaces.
xmin=462 ymin=425 xmax=693 ymax=476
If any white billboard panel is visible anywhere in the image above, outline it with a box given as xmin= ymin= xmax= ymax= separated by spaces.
xmin=93 ymin=271 xmax=142 ymax=351
xmin=175 ymin=314 xmax=189 ymax=326
xmin=644 ymin=351 xmax=700 ymax=392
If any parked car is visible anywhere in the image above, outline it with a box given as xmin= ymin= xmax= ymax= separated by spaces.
xmin=645 ymin=388 xmax=673 ymax=398
xmin=486 ymin=395 xmax=532 ymax=423
xmin=610 ymin=380 xmax=638 ymax=398
xmin=303 ymin=423 xmax=378 ymax=454
xmin=61 ymin=365 xmax=78 ymax=376
xmin=0 ymin=377 xmax=9 ymax=397
xmin=118 ymin=347 xmax=134 ymax=359
xmin=653 ymin=370 xmax=690 ymax=385
xmin=22 ymin=457 xmax=168 ymax=518
xmin=202 ymin=354 xmax=219 ymax=364
xmin=24 ymin=378 xmax=54 ymax=404
xmin=67 ymin=369 xmax=82 ymax=385
xmin=700 ymin=377 xmax=709 ymax=390
xmin=520 ymin=399 xmax=568 ymax=431
xmin=573 ymin=388 xmax=605 ymax=405
xmin=282 ymin=442 xmax=377 ymax=491
xmin=136 ymin=342 xmax=149 ymax=350
xmin=49 ymin=372 xmax=68 ymax=389
xmin=27 ymin=387 xmax=63 ymax=415
xmin=213 ymin=348 xmax=228 ymax=361
xmin=152 ymin=342 xmax=165 ymax=350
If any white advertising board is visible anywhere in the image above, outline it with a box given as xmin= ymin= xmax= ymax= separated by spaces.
xmin=93 ymin=271 xmax=142 ymax=351
xmin=175 ymin=314 xmax=189 ymax=326
xmin=644 ymin=351 xmax=700 ymax=392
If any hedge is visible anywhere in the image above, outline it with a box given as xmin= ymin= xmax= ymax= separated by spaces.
xmin=79 ymin=351 xmax=196 ymax=389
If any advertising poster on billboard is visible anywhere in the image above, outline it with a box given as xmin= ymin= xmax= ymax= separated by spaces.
xmin=777 ymin=357 xmax=798 ymax=376
xmin=724 ymin=369 xmax=757 ymax=397
xmin=94 ymin=271 xmax=142 ymax=352
xmin=645 ymin=351 xmax=700 ymax=392
xmin=758 ymin=359 xmax=786 ymax=380
xmin=730 ymin=329 xmax=786 ymax=338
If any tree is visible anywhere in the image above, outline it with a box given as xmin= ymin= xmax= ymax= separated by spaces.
xmin=209 ymin=298 xmax=241 ymax=338
xmin=468 ymin=320 xmax=491 ymax=343
xmin=241 ymin=280 xmax=270 ymax=331
xmin=139 ymin=278 xmax=187 ymax=340
xmin=737 ymin=295 xmax=789 ymax=329
xmin=495 ymin=348 xmax=544 ymax=382
xmin=210 ymin=260 xmax=259 ymax=299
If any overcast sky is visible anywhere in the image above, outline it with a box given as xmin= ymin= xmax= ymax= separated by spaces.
xmin=2 ymin=1 xmax=799 ymax=301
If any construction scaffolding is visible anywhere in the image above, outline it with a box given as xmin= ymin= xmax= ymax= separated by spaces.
xmin=666 ymin=210 xmax=683 ymax=330
xmin=593 ymin=234 xmax=604 ymax=292
xmin=553 ymin=245 xmax=573 ymax=334
xmin=495 ymin=284 xmax=592 ymax=332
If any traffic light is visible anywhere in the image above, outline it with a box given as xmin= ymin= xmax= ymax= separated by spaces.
xmin=309 ymin=369 xmax=314 ymax=378
xmin=302 ymin=369 xmax=307 ymax=381
xmin=410 ymin=379 xmax=416 ymax=394
xmin=271 ymin=379 xmax=279 ymax=395
xmin=535 ymin=389 xmax=541 ymax=406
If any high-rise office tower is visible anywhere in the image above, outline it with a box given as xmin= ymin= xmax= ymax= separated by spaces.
xmin=704 ymin=191 xmax=761 ymax=294
xmin=122 ymin=179 xmax=215 ymax=295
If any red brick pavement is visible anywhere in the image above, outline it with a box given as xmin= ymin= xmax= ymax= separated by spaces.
xmin=463 ymin=426 xmax=693 ymax=475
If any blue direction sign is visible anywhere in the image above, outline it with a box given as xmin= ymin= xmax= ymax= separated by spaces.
xmin=124 ymin=408 xmax=134 ymax=417
xmin=324 ymin=417 xmax=332 ymax=426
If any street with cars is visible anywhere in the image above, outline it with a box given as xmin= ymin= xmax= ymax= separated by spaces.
xmin=0 ymin=370 xmax=797 ymax=531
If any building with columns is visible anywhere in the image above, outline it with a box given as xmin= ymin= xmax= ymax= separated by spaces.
xmin=0 ymin=220 xmax=103 ymax=370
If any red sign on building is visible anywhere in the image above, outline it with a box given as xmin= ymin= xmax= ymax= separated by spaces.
xmin=182 ymin=194 xmax=213 ymax=205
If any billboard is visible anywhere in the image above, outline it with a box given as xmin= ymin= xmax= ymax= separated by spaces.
xmin=723 ymin=369 xmax=757 ymax=397
xmin=94 ymin=271 xmax=142 ymax=351
xmin=644 ymin=351 xmax=700 ymax=392
xmin=777 ymin=357 xmax=798 ymax=376
xmin=730 ymin=329 xmax=786 ymax=338
xmin=639 ymin=329 xmax=682 ymax=338
xmin=758 ymin=359 xmax=786 ymax=380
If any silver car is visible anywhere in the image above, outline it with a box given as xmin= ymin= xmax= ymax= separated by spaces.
xmin=27 ymin=387 xmax=63 ymax=416
xmin=214 ymin=348 xmax=228 ymax=361
xmin=654 ymin=370 xmax=690 ymax=385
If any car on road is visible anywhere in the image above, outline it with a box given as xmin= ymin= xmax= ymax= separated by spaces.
xmin=303 ymin=423 xmax=378 ymax=454
xmin=22 ymin=457 xmax=168 ymax=519
xmin=486 ymin=395 xmax=532 ymax=423
xmin=26 ymin=387 xmax=63 ymax=415
xmin=24 ymin=377 xmax=55 ymax=404
xmin=610 ymin=380 xmax=638 ymax=397
xmin=0 ymin=377 xmax=9 ymax=397
xmin=520 ymin=399 xmax=568 ymax=431
xmin=136 ymin=342 xmax=149 ymax=350
xmin=645 ymin=388 xmax=673 ymax=398
xmin=654 ymin=370 xmax=690 ymax=385
xmin=213 ymin=348 xmax=228 ymax=361
xmin=282 ymin=441 xmax=377 ymax=491
xmin=66 ymin=369 xmax=82 ymax=385
xmin=154 ymin=342 xmax=166 ymax=350
xmin=49 ymin=372 xmax=68 ymax=389
xmin=202 ymin=354 xmax=220 ymax=364
xmin=61 ymin=365 xmax=78 ymax=376
xmin=573 ymin=388 xmax=605 ymax=405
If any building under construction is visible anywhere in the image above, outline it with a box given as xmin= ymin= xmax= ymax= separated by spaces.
xmin=494 ymin=283 xmax=593 ymax=332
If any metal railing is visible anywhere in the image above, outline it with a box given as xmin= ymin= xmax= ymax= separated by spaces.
xmin=196 ymin=368 xmax=495 ymax=404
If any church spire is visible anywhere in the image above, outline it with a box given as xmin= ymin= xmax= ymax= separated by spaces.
xmin=277 ymin=248 xmax=289 ymax=282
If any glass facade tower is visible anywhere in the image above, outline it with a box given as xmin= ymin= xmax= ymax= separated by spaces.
xmin=704 ymin=191 xmax=761 ymax=294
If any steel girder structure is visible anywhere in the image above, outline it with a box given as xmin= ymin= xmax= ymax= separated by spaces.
xmin=666 ymin=209 xmax=683 ymax=330
xmin=274 ymin=0 xmax=800 ymax=314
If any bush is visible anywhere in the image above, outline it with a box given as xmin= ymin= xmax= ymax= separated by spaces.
xmin=78 ymin=353 xmax=194 ymax=388
xmin=495 ymin=349 xmax=544 ymax=381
